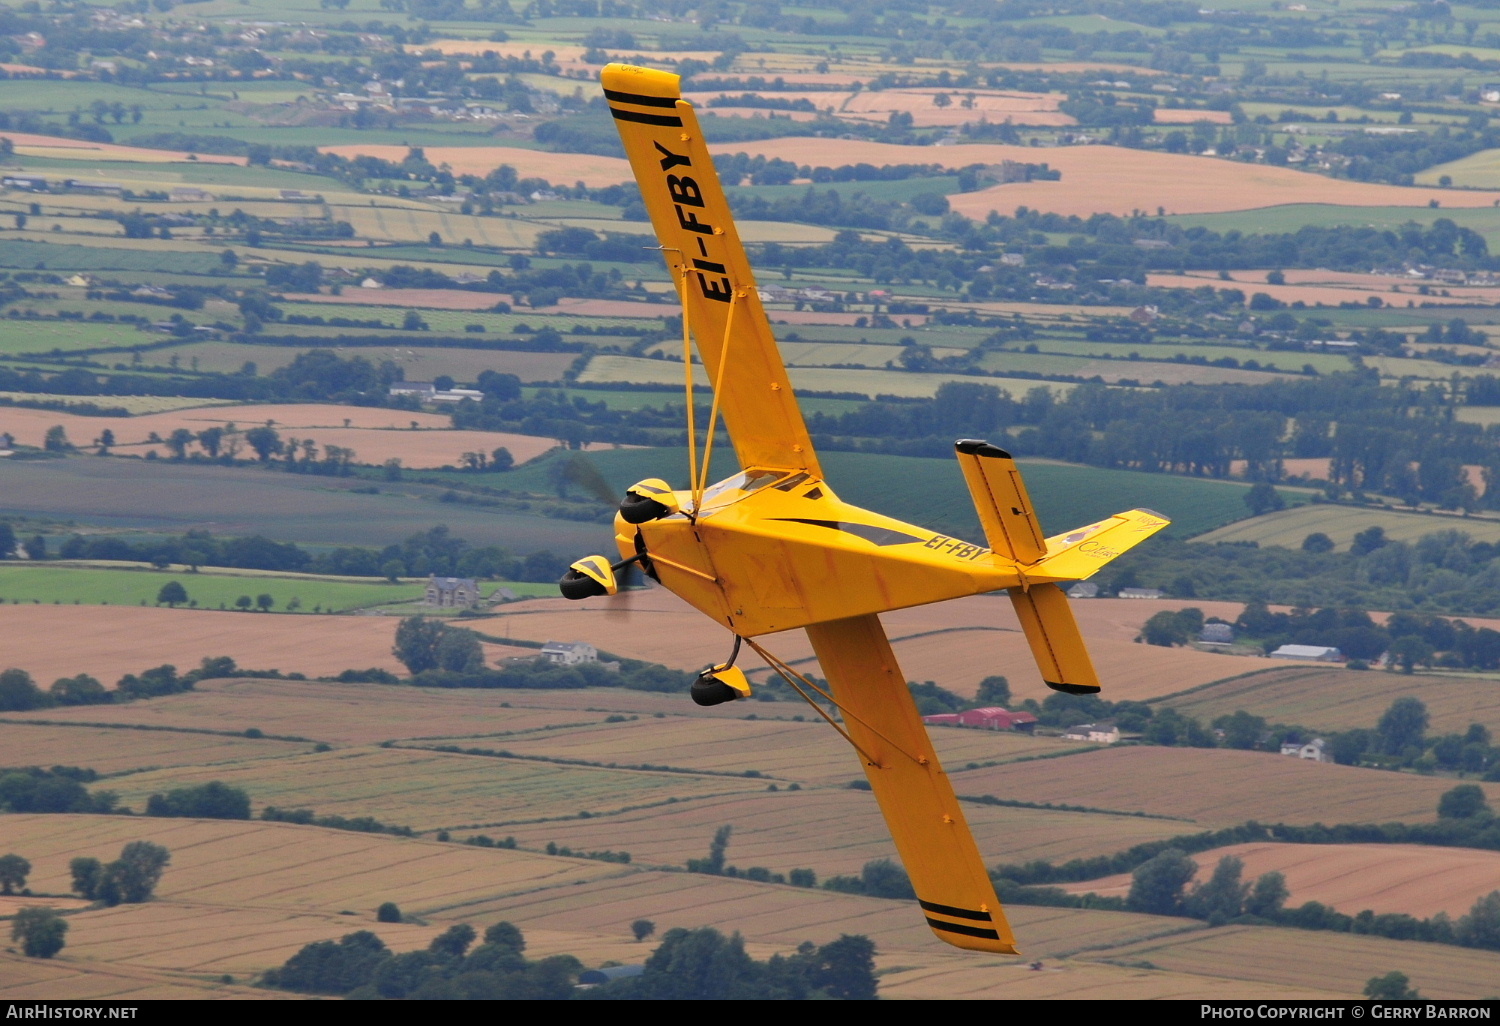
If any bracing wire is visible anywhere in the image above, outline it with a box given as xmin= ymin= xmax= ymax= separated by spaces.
xmin=693 ymin=288 xmax=741 ymax=514
xmin=744 ymin=638 xmax=924 ymax=769
xmin=678 ymin=265 xmax=699 ymax=504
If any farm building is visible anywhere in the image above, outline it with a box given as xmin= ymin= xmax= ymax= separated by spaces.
xmin=2 ymin=174 xmax=48 ymax=190
xmin=390 ymin=382 xmax=437 ymax=397
xmin=1199 ymin=623 xmax=1235 ymax=644
xmin=1067 ymin=582 xmax=1099 ymax=599
xmin=922 ymin=708 xmax=1038 ymax=732
xmin=1117 ymin=587 xmax=1164 ymax=599
xmin=1063 ymin=722 xmax=1120 ymax=744
xmin=424 ymin=575 xmax=479 ymax=608
xmin=541 ymin=641 xmax=597 ymax=666
xmin=1280 ymin=738 xmax=1333 ymax=763
xmin=1270 ymin=644 xmax=1343 ymax=662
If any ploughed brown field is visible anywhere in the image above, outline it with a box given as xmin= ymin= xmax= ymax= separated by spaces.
xmin=1062 ymin=841 xmax=1500 ymax=919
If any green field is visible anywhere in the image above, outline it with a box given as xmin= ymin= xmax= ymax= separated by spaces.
xmin=1166 ymin=204 xmax=1500 ymax=247
xmin=0 ymin=563 xmax=425 ymax=611
xmin=0 ymin=319 xmax=159 ymax=355
xmin=0 ymin=457 xmax=615 ymax=553
xmin=1196 ymin=502 xmax=1500 ymax=550
xmin=507 ymin=447 xmax=1270 ymax=540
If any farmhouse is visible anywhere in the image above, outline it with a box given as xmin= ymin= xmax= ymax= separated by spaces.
xmin=1270 ymin=644 xmax=1343 ymax=662
xmin=1117 ymin=587 xmax=1164 ymax=599
xmin=1063 ymin=722 xmax=1120 ymax=743
xmin=1199 ymin=623 xmax=1235 ymax=644
xmin=1280 ymin=737 xmax=1333 ymax=763
xmin=424 ymin=575 xmax=479 ymax=608
xmin=541 ymin=641 xmax=597 ymax=666
xmin=1067 ymin=582 xmax=1099 ymax=599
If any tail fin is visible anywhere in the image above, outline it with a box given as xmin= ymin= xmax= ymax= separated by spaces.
xmin=1008 ymin=583 xmax=1101 ymax=695
xmin=954 ymin=439 xmax=1045 ymax=564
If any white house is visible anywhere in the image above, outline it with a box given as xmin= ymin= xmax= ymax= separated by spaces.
xmin=540 ymin=641 xmax=597 ymax=666
xmin=1280 ymin=738 xmax=1333 ymax=763
xmin=1063 ymin=722 xmax=1120 ymax=744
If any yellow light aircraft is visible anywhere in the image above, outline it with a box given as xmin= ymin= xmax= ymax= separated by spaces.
xmin=559 ymin=63 xmax=1172 ymax=955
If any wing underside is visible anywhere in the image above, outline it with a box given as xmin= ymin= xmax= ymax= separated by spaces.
xmin=804 ymin=614 xmax=1018 ymax=954
xmin=602 ymin=62 xmax=820 ymax=478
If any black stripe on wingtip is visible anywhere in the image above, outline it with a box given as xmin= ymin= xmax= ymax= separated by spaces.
xmin=919 ymin=899 xmax=992 ymax=923
xmin=1046 ymin=681 xmax=1102 ymax=695
xmin=603 ymin=88 xmax=680 ymax=108
xmin=609 ymin=106 xmax=683 ymax=127
xmin=925 ymin=917 xmax=1002 ymax=941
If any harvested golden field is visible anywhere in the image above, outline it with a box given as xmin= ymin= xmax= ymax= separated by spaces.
xmin=498 ymin=787 xmax=1191 ymax=877
xmin=301 ymin=287 xmax=518 ymax=310
xmin=878 ymin=959 xmax=1338 ymax=1000
xmin=1154 ymin=109 xmax=1234 ymax=124
xmin=0 ymin=605 xmax=428 ymax=686
xmin=422 ymin=712 xmax=1061 ymax=786
xmin=449 ymin=861 xmax=1193 ymax=962
xmin=490 ymin=592 xmax=1265 ymax=702
xmin=2 ymin=131 xmax=246 ymax=165
xmin=1159 ymin=665 xmax=1500 ymax=735
xmin=707 ymin=140 xmax=1500 ymax=218
xmin=1063 ymin=841 xmax=1500 ymax=919
xmin=99 ymin=746 xmax=764 ymax=831
xmin=10 ymin=814 xmax=621 ymax=919
xmin=0 ymin=952 xmax=281 ymax=1000
xmin=0 ymin=721 xmax=310 ymax=774
xmin=837 ymin=88 xmax=1075 ymax=128
xmin=1080 ymin=924 xmax=1500 ymax=999
xmin=7 ymin=676 xmax=623 ymax=746
xmin=0 ymin=401 xmax=561 ymax=468
xmin=318 ymin=143 xmax=632 ymax=186
xmin=950 ymin=746 xmax=1500 ymax=826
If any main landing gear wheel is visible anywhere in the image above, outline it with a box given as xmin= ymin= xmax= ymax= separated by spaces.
xmin=691 ymin=636 xmax=751 ymax=706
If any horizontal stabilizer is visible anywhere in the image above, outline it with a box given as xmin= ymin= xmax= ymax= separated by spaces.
xmin=954 ymin=439 xmax=1046 ymax=565
xmin=1008 ymin=582 xmax=1100 ymax=695
xmin=1028 ymin=508 xmax=1171 ymax=582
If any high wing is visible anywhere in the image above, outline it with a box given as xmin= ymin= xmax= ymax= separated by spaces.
xmin=805 ymin=614 xmax=1018 ymax=954
xmin=602 ymin=63 xmax=820 ymax=478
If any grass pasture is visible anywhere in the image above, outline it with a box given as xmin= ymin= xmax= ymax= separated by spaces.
xmin=0 ymin=457 xmax=612 ymax=552
xmin=949 ymin=746 xmax=1499 ymax=827
xmin=1194 ymin=502 xmax=1500 ymax=550
xmin=97 ymin=746 xmax=766 ymax=832
xmin=0 ymin=563 xmax=424 ymax=612
xmin=1156 ymin=665 xmax=1500 ymax=735
xmin=162 ymin=340 xmax=576 ymax=384
xmin=1079 ymin=924 xmax=1500 ymax=999
xmin=509 ymin=447 xmax=1268 ymax=541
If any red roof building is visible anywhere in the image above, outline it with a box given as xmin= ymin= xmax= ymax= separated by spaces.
xmin=923 ymin=708 xmax=1038 ymax=732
